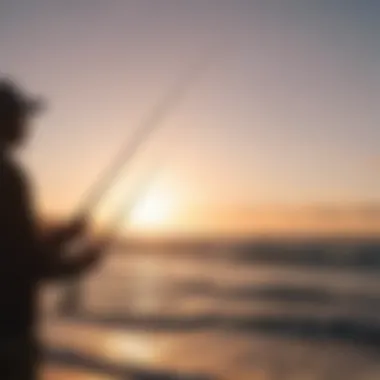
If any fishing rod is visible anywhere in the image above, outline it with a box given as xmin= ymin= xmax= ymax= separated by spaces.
xmin=48 ymin=44 xmax=219 ymax=249
xmin=74 ymin=46 xmax=218 ymax=221
xmin=58 ymin=43 xmax=221 ymax=315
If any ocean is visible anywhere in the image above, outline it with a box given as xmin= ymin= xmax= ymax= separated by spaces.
xmin=41 ymin=240 xmax=380 ymax=379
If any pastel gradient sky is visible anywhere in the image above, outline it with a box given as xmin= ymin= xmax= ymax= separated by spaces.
xmin=1 ymin=1 xmax=380 ymax=236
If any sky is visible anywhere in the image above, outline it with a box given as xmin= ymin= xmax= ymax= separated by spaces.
xmin=1 ymin=0 xmax=380 ymax=236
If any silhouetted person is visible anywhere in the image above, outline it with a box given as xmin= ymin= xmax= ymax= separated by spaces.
xmin=0 ymin=79 xmax=103 ymax=379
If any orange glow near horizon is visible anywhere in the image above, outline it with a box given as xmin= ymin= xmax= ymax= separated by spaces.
xmin=39 ymin=170 xmax=380 ymax=239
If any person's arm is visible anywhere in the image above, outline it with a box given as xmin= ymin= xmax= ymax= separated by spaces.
xmin=2 ymin=161 xmax=101 ymax=281
xmin=38 ymin=240 xmax=101 ymax=280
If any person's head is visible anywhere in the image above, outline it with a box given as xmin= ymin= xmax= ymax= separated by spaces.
xmin=0 ymin=79 xmax=42 ymax=151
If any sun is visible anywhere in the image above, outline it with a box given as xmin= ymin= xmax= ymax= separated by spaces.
xmin=129 ymin=186 xmax=174 ymax=229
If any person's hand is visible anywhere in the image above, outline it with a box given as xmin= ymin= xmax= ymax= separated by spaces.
xmin=82 ymin=240 xmax=107 ymax=269
xmin=62 ymin=216 xmax=89 ymax=241
xmin=46 ymin=216 xmax=89 ymax=247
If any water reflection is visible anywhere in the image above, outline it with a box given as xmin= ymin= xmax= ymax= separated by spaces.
xmin=104 ymin=333 xmax=160 ymax=365
xmin=44 ymin=242 xmax=380 ymax=379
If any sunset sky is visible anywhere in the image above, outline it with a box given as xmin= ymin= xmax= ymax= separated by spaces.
xmin=1 ymin=1 xmax=380 ymax=236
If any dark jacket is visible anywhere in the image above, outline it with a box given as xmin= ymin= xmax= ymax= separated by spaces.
xmin=0 ymin=152 xmax=89 ymax=338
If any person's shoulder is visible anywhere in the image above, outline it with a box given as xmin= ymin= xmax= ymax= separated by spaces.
xmin=0 ymin=155 xmax=29 ymax=193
